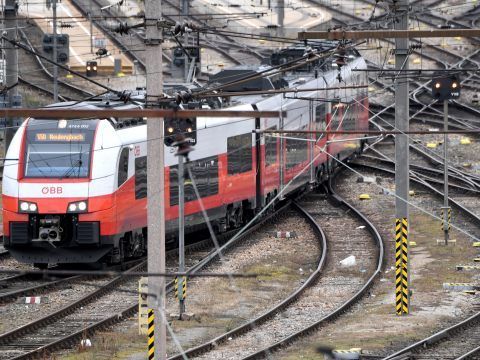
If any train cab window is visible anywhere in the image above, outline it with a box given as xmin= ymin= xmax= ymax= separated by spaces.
xmin=117 ymin=148 xmax=129 ymax=187
xmin=227 ymin=133 xmax=252 ymax=175
xmin=135 ymin=156 xmax=147 ymax=199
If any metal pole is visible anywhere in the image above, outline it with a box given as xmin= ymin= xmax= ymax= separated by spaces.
xmin=182 ymin=0 xmax=188 ymax=82
xmin=145 ymin=0 xmax=166 ymax=358
xmin=277 ymin=0 xmax=284 ymax=30
xmin=89 ymin=1 xmax=93 ymax=54
xmin=178 ymin=155 xmax=186 ymax=317
xmin=4 ymin=0 xmax=18 ymax=151
xmin=52 ymin=0 xmax=58 ymax=102
xmin=443 ymin=100 xmax=449 ymax=245
xmin=394 ymin=0 xmax=410 ymax=315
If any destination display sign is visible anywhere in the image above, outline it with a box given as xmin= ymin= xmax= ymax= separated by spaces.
xmin=35 ymin=133 xmax=86 ymax=142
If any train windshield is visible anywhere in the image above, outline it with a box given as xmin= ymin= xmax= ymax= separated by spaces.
xmin=24 ymin=119 xmax=98 ymax=178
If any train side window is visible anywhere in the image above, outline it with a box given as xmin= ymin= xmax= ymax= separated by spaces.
xmin=170 ymin=156 xmax=219 ymax=206
xmin=265 ymin=126 xmax=277 ymax=166
xmin=117 ymin=148 xmax=129 ymax=187
xmin=315 ymin=104 xmax=326 ymax=131
xmin=227 ymin=133 xmax=252 ymax=175
xmin=135 ymin=156 xmax=147 ymax=199
xmin=286 ymin=134 xmax=308 ymax=169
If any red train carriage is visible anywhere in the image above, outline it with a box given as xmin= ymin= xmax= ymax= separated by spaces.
xmin=2 ymin=43 xmax=369 ymax=266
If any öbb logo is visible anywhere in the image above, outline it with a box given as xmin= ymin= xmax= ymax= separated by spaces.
xmin=42 ymin=186 xmax=63 ymax=195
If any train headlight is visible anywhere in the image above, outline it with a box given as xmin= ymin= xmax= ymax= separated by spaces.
xmin=67 ymin=200 xmax=88 ymax=213
xmin=19 ymin=201 xmax=38 ymax=213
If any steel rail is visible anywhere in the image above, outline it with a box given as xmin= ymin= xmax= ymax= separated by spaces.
xmin=18 ymin=28 xmax=95 ymax=100
xmin=359 ymin=155 xmax=480 ymax=194
xmin=367 ymin=112 xmax=480 ymax=189
xmin=167 ymin=201 xmax=328 ymax=359
xmin=0 ymin=260 xmax=145 ymax=347
xmin=0 ymin=274 xmax=82 ymax=304
xmin=455 ymin=345 xmax=480 ymax=360
xmin=237 ymin=172 xmax=385 ymax=359
xmin=2 ymin=201 xmax=292 ymax=359
xmin=350 ymin=162 xmax=480 ymax=228
xmin=382 ymin=311 xmax=480 ymax=360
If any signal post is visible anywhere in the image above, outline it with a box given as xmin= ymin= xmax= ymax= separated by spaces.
xmin=431 ymin=75 xmax=461 ymax=245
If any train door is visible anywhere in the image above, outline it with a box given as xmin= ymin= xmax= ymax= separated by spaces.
xmin=309 ymin=101 xmax=315 ymax=184
xmin=313 ymin=101 xmax=328 ymax=180
xmin=116 ymin=147 xmax=134 ymax=234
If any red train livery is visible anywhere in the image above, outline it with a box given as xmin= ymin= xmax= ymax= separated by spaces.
xmin=2 ymin=44 xmax=369 ymax=266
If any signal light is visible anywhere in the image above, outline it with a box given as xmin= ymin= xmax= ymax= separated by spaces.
xmin=86 ymin=61 xmax=97 ymax=77
xmin=431 ymin=74 xmax=461 ymax=101
xmin=164 ymin=118 xmax=197 ymax=148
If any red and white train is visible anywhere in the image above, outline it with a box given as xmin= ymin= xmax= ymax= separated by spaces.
xmin=2 ymin=44 xmax=369 ymax=266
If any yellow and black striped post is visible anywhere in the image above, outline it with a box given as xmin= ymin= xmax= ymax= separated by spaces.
xmin=440 ymin=208 xmax=452 ymax=231
xmin=147 ymin=309 xmax=154 ymax=360
xmin=174 ymin=276 xmax=187 ymax=301
xmin=174 ymin=276 xmax=179 ymax=299
xmin=395 ymin=218 xmax=409 ymax=315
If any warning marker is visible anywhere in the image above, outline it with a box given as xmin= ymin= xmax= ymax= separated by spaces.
xmin=147 ymin=309 xmax=154 ymax=360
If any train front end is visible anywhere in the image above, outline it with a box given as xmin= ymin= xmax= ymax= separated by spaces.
xmin=2 ymin=118 xmax=116 ymax=266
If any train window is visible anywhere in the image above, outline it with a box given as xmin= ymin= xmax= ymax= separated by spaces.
xmin=315 ymin=104 xmax=326 ymax=131
xmin=330 ymin=102 xmax=343 ymax=131
xmin=117 ymin=148 xmax=129 ymax=187
xmin=286 ymin=134 xmax=308 ymax=169
xmin=135 ymin=156 xmax=147 ymax=199
xmin=265 ymin=127 xmax=277 ymax=167
xmin=170 ymin=156 xmax=219 ymax=206
xmin=227 ymin=133 xmax=252 ymax=175
xmin=342 ymin=103 xmax=357 ymax=131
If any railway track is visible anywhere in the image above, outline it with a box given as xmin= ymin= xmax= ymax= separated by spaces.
xmin=17 ymin=23 xmax=94 ymax=101
xmin=0 ymin=273 xmax=82 ymax=304
xmin=166 ymin=201 xmax=327 ymax=359
xmin=0 ymin=200 xmax=292 ymax=359
xmin=166 ymin=177 xmax=384 ymax=360
xmin=382 ymin=311 xmax=480 ymax=360
xmin=70 ymin=0 xmax=265 ymax=76
xmin=316 ymin=0 xmax=480 ymax=125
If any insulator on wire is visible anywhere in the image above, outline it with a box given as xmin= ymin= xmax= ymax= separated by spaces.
xmin=174 ymin=90 xmax=193 ymax=105
xmin=114 ymin=22 xmax=130 ymax=35
xmin=173 ymin=21 xmax=197 ymax=36
xmin=96 ymin=48 xmax=108 ymax=57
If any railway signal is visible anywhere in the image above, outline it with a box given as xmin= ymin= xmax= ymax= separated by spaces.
xmin=430 ymin=74 xmax=461 ymax=101
xmin=430 ymin=75 xmax=461 ymax=246
xmin=86 ymin=61 xmax=97 ymax=77
xmin=164 ymin=117 xmax=197 ymax=148
xmin=165 ymin=116 xmax=195 ymax=320
xmin=42 ymin=34 xmax=70 ymax=64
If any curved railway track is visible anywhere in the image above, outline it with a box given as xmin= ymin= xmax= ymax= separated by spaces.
xmin=382 ymin=311 xmax=480 ymax=360
xmin=17 ymin=25 xmax=94 ymax=101
xmin=167 ymin=201 xmax=327 ymax=359
xmin=70 ymin=0 xmax=266 ymax=76
xmin=0 ymin=200 xmax=292 ymax=359
xmin=166 ymin=176 xmax=384 ymax=360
